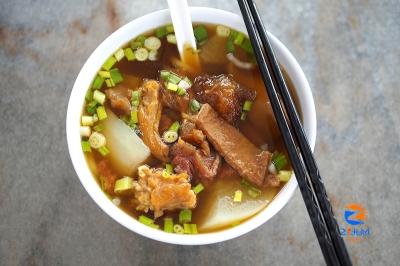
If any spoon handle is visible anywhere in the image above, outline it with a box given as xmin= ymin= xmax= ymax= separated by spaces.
xmin=167 ymin=0 xmax=197 ymax=57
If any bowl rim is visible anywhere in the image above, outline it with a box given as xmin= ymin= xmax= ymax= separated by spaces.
xmin=66 ymin=7 xmax=316 ymax=245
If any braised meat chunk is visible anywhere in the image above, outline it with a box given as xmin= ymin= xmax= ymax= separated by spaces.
xmin=138 ymin=80 xmax=169 ymax=162
xmin=170 ymin=138 xmax=221 ymax=185
xmin=161 ymin=86 xmax=190 ymax=113
xmin=105 ymin=85 xmax=133 ymax=115
xmin=179 ymin=120 xmax=210 ymax=156
xmin=192 ymin=74 xmax=256 ymax=125
xmin=196 ymin=104 xmax=271 ymax=187
xmin=132 ymin=165 xmax=196 ymax=218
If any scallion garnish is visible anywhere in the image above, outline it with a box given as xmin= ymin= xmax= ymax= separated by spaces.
xmin=233 ymin=190 xmax=243 ymax=202
xmin=162 ymin=131 xmax=178 ymax=144
xmin=134 ymin=48 xmax=149 ymax=61
xmin=93 ymin=90 xmax=106 ymax=105
xmin=155 ymin=26 xmax=167 ymax=38
xmin=114 ymin=176 xmax=134 ymax=193
xmin=110 ymin=68 xmax=123 ymax=84
xmin=96 ymin=106 xmax=107 ymax=120
xmin=98 ymin=146 xmax=109 ymax=157
xmin=216 ymin=25 xmax=231 ymax=37
xmin=166 ymin=34 xmax=177 ymax=44
xmin=167 ymin=72 xmax=182 ymax=84
xmin=241 ymin=38 xmax=253 ymax=54
xmin=193 ymin=25 xmax=208 ymax=43
xmin=114 ymin=48 xmax=125 ymax=61
xmin=277 ymin=170 xmax=292 ymax=182
xmin=92 ymin=75 xmax=104 ymax=90
xmin=102 ymin=56 xmax=117 ymax=71
xmin=80 ymin=126 xmax=91 ymax=137
xmin=243 ymin=100 xmax=253 ymax=112
xmin=183 ymin=223 xmax=198 ymax=234
xmin=81 ymin=141 xmax=92 ymax=152
xmin=272 ymin=152 xmax=288 ymax=171
xmin=226 ymin=39 xmax=235 ymax=53
xmin=131 ymin=90 xmax=141 ymax=107
xmin=167 ymin=83 xmax=178 ymax=92
xmin=163 ymin=218 xmax=174 ymax=233
xmin=139 ymin=215 xmax=155 ymax=226
xmin=192 ymin=183 xmax=204 ymax=194
xmin=165 ymin=163 xmax=174 ymax=174
xmin=105 ymin=78 xmax=115 ymax=88
xmin=190 ymin=99 xmax=201 ymax=113
xmin=166 ymin=24 xmax=174 ymax=33
xmin=81 ymin=115 xmax=94 ymax=126
xmin=176 ymin=87 xmax=186 ymax=96
xmin=86 ymin=101 xmax=98 ymax=115
xmin=247 ymin=188 xmax=261 ymax=198
xmin=144 ymin=36 xmax=161 ymax=51
xmin=233 ymin=32 xmax=245 ymax=46
xmin=85 ymin=90 xmax=93 ymax=102
xmin=160 ymin=70 xmax=170 ymax=80
xmin=98 ymin=70 xmax=111 ymax=79
xmin=240 ymin=112 xmax=247 ymax=120
xmin=179 ymin=209 xmax=192 ymax=224
xmin=173 ymin=224 xmax=184 ymax=234
xmin=89 ymin=132 xmax=106 ymax=149
xmin=124 ymin=48 xmax=135 ymax=61
xmin=93 ymin=124 xmax=104 ymax=132
xmin=169 ymin=121 xmax=180 ymax=133
xmin=241 ymin=179 xmax=262 ymax=198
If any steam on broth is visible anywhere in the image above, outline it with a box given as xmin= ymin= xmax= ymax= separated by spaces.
xmin=81 ymin=24 xmax=298 ymax=233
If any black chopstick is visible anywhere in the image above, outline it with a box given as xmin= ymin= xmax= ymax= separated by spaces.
xmin=244 ymin=1 xmax=353 ymax=265
xmin=237 ymin=0 xmax=351 ymax=265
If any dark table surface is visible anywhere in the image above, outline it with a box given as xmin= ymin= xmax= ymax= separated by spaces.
xmin=1 ymin=0 xmax=399 ymax=265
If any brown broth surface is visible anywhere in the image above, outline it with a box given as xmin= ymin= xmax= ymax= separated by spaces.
xmin=83 ymin=23 xmax=301 ymax=232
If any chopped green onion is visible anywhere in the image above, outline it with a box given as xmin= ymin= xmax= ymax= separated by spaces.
xmin=98 ymin=70 xmax=111 ymax=79
xmin=110 ymin=68 xmax=123 ymax=84
xmin=155 ymin=26 xmax=167 ymax=38
xmin=114 ymin=48 xmax=125 ymax=61
xmin=192 ymin=183 xmax=204 ymax=194
xmin=166 ymin=24 xmax=174 ymax=33
xmin=190 ymin=99 xmax=201 ymax=113
xmin=193 ymin=25 xmax=208 ymax=42
xmin=131 ymin=90 xmax=141 ymax=107
xmin=136 ymin=35 xmax=146 ymax=43
xmin=96 ymin=106 xmax=107 ymax=120
xmin=166 ymin=34 xmax=177 ymax=44
xmin=134 ymin=48 xmax=149 ymax=61
xmin=80 ymin=126 xmax=91 ymax=137
xmin=114 ymin=176 xmax=134 ymax=193
xmin=130 ymin=110 xmax=138 ymax=124
xmin=272 ymin=152 xmax=288 ymax=171
xmin=124 ymin=48 xmax=135 ymax=61
xmin=139 ymin=215 xmax=155 ymax=226
xmin=240 ymin=112 xmax=247 ymax=120
xmin=233 ymin=190 xmax=243 ymax=202
xmin=86 ymin=101 xmax=98 ymax=115
xmin=93 ymin=90 xmax=106 ymax=105
xmin=105 ymin=78 xmax=116 ymax=88
xmin=234 ymin=32 xmax=245 ymax=45
xmin=149 ymin=223 xmax=159 ymax=229
xmin=81 ymin=141 xmax=91 ymax=152
xmin=160 ymin=70 xmax=170 ymax=80
xmin=85 ymin=90 xmax=93 ymax=102
xmin=167 ymin=82 xmax=178 ymax=92
xmin=277 ymin=170 xmax=292 ymax=182
xmin=178 ymin=79 xmax=191 ymax=90
xmin=144 ymin=36 xmax=161 ymax=50
xmin=130 ymin=41 xmax=142 ymax=49
xmin=241 ymin=38 xmax=253 ymax=54
xmin=92 ymin=114 xmax=99 ymax=123
xmin=169 ymin=121 xmax=180 ymax=132
xmin=190 ymin=224 xmax=198 ymax=234
xmin=92 ymin=75 xmax=104 ymax=89
xmin=98 ymin=146 xmax=109 ymax=157
xmin=183 ymin=223 xmax=191 ymax=234
xmin=148 ymin=50 xmax=158 ymax=61
xmin=216 ymin=25 xmax=231 ymax=37
xmin=226 ymin=39 xmax=235 ymax=53
xmin=173 ymin=224 xmax=184 ymax=234
xmin=81 ymin=115 xmax=94 ymax=126
xmin=89 ymin=132 xmax=106 ymax=149
xmin=183 ymin=77 xmax=192 ymax=86
xmin=162 ymin=131 xmax=178 ymax=144
xmin=93 ymin=124 xmax=104 ymax=132
xmin=162 ymin=169 xmax=170 ymax=178
xmin=163 ymin=218 xmax=174 ymax=233
xmin=179 ymin=209 xmax=192 ymax=224
xmin=102 ymin=56 xmax=117 ymax=71
xmin=243 ymin=100 xmax=253 ymax=112
xmin=248 ymin=188 xmax=261 ymax=198
xmin=176 ymin=87 xmax=186 ymax=96
xmin=165 ymin=163 xmax=174 ymax=174
xmin=167 ymin=72 xmax=181 ymax=84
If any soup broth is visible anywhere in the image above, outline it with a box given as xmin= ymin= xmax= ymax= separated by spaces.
xmin=81 ymin=23 xmax=299 ymax=233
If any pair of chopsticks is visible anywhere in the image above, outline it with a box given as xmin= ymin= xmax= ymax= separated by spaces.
xmin=237 ymin=1 xmax=352 ymax=265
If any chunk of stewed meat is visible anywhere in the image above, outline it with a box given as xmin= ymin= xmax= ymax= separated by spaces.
xmin=132 ymin=165 xmax=196 ymax=218
xmin=105 ymin=85 xmax=132 ymax=115
xmin=161 ymin=86 xmax=190 ymax=113
xmin=179 ymin=120 xmax=210 ymax=156
xmin=196 ymin=104 xmax=271 ymax=187
xmin=192 ymin=74 xmax=256 ymax=125
xmin=170 ymin=138 xmax=221 ymax=185
xmin=138 ymin=80 xmax=169 ymax=162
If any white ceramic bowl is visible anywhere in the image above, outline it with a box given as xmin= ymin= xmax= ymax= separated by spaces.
xmin=66 ymin=7 xmax=316 ymax=245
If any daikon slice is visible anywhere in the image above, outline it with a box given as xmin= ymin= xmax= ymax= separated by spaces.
xmin=101 ymin=108 xmax=150 ymax=176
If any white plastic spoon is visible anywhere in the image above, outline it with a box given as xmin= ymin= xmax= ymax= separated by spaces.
xmin=167 ymin=0 xmax=201 ymax=72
